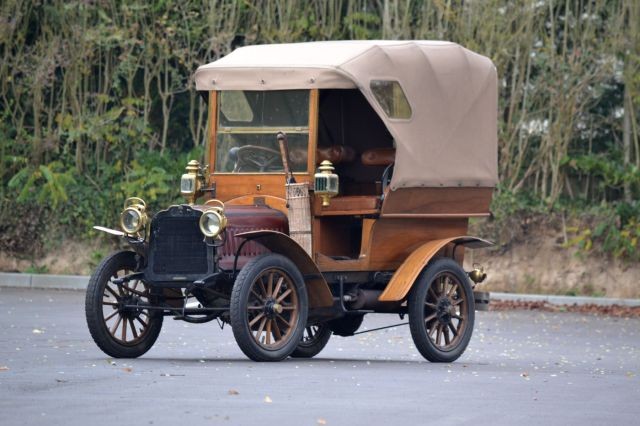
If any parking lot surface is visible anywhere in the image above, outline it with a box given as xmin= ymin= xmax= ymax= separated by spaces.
xmin=0 ymin=287 xmax=638 ymax=425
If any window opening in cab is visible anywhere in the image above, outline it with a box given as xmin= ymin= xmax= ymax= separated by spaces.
xmin=370 ymin=80 xmax=412 ymax=119
xmin=216 ymin=90 xmax=310 ymax=173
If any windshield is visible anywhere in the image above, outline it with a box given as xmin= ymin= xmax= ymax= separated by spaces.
xmin=215 ymin=90 xmax=310 ymax=173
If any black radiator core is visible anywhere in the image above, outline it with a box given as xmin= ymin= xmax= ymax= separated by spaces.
xmin=145 ymin=205 xmax=212 ymax=284
xmin=152 ymin=216 xmax=208 ymax=274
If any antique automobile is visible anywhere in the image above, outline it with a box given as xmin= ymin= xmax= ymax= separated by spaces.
xmin=85 ymin=40 xmax=497 ymax=362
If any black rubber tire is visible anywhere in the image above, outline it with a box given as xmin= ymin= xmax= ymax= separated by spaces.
xmin=290 ymin=324 xmax=332 ymax=358
xmin=408 ymin=258 xmax=475 ymax=363
xmin=85 ymin=251 xmax=163 ymax=358
xmin=230 ymin=254 xmax=308 ymax=362
xmin=328 ymin=314 xmax=364 ymax=336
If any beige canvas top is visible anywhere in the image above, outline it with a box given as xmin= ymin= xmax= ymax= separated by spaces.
xmin=195 ymin=41 xmax=498 ymax=188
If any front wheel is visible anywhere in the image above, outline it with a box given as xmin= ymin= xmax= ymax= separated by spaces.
xmin=408 ymin=258 xmax=475 ymax=363
xmin=85 ymin=251 xmax=163 ymax=358
xmin=230 ymin=254 xmax=308 ymax=361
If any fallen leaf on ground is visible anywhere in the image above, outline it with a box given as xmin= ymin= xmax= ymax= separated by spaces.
xmin=122 ymin=367 xmax=133 ymax=373
xmin=0 ymin=366 xmax=8 ymax=371
xmin=264 ymin=396 xmax=272 ymax=403
xmin=228 ymin=389 xmax=239 ymax=395
xmin=317 ymin=418 xmax=327 ymax=425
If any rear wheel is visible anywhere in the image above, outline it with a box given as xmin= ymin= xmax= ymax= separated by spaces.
xmin=230 ymin=254 xmax=308 ymax=361
xmin=85 ymin=251 xmax=163 ymax=358
xmin=290 ymin=323 xmax=332 ymax=358
xmin=408 ymin=258 xmax=475 ymax=363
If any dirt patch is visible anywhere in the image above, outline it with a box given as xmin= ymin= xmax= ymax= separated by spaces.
xmin=466 ymin=225 xmax=640 ymax=299
xmin=0 ymin=240 xmax=111 ymax=276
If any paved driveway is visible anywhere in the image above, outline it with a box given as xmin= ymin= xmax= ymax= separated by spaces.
xmin=0 ymin=287 xmax=638 ymax=425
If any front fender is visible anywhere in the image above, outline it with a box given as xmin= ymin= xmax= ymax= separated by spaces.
xmin=378 ymin=236 xmax=493 ymax=302
xmin=236 ymin=230 xmax=334 ymax=308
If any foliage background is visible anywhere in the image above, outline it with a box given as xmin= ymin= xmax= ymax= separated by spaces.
xmin=0 ymin=0 xmax=639 ymax=264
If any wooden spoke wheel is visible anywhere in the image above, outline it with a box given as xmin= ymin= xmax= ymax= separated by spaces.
xmin=290 ymin=323 xmax=332 ymax=358
xmin=85 ymin=251 xmax=163 ymax=358
xmin=408 ymin=258 xmax=475 ymax=363
xmin=230 ymin=254 xmax=308 ymax=361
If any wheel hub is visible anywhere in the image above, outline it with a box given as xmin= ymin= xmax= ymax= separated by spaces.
xmin=436 ymin=298 xmax=453 ymax=324
xmin=264 ymin=299 xmax=283 ymax=319
xmin=118 ymin=295 xmax=142 ymax=318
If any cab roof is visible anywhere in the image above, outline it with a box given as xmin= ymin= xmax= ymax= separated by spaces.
xmin=195 ymin=41 xmax=498 ymax=188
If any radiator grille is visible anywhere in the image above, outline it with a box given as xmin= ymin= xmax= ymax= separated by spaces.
xmin=151 ymin=214 xmax=208 ymax=275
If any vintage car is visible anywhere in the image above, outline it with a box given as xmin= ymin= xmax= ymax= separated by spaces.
xmin=85 ymin=40 xmax=497 ymax=362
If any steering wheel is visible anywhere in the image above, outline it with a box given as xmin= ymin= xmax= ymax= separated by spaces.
xmin=381 ymin=163 xmax=394 ymax=200
xmin=231 ymin=145 xmax=282 ymax=172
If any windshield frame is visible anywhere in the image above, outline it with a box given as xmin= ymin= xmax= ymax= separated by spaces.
xmin=211 ymin=89 xmax=315 ymax=175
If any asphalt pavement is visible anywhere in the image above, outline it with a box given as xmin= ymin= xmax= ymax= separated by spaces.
xmin=0 ymin=287 xmax=638 ymax=426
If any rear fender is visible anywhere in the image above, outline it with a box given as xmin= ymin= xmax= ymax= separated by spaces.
xmin=235 ymin=230 xmax=334 ymax=308
xmin=378 ymin=236 xmax=493 ymax=302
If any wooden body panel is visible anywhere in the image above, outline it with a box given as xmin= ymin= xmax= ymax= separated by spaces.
xmin=314 ymin=217 xmax=468 ymax=272
xmin=381 ymin=187 xmax=493 ymax=216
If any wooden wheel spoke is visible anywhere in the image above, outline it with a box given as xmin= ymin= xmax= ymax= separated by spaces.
xmin=102 ymin=301 xmax=118 ymax=307
xmin=104 ymin=310 xmax=120 ymax=322
xmin=265 ymin=320 xmax=272 ymax=344
xmin=272 ymin=276 xmax=284 ymax=299
xmin=129 ymin=318 xmax=138 ymax=339
xmin=425 ymin=302 xmax=437 ymax=309
xmin=443 ymin=326 xmax=451 ymax=345
xmin=276 ymin=288 xmax=292 ymax=303
xmin=276 ymin=314 xmax=291 ymax=328
xmin=121 ymin=285 xmax=148 ymax=298
xmin=250 ymin=289 xmax=265 ymax=302
xmin=256 ymin=277 xmax=268 ymax=297
xmin=255 ymin=317 xmax=267 ymax=341
xmin=447 ymin=281 xmax=458 ymax=297
xmin=121 ymin=316 xmax=128 ymax=340
xmin=105 ymin=285 xmax=120 ymax=300
xmin=247 ymin=305 xmax=264 ymax=310
xmin=452 ymin=313 xmax=463 ymax=320
xmin=266 ymin=272 xmax=274 ymax=297
xmin=428 ymin=286 xmax=438 ymax=300
xmin=272 ymin=320 xmax=282 ymax=341
xmin=424 ymin=313 xmax=437 ymax=325
xmin=436 ymin=324 xmax=443 ymax=346
xmin=448 ymin=322 xmax=458 ymax=337
xmin=249 ymin=312 xmax=265 ymax=327
xmin=135 ymin=314 xmax=148 ymax=328
xmin=452 ymin=298 xmax=463 ymax=306
xmin=110 ymin=315 xmax=123 ymax=335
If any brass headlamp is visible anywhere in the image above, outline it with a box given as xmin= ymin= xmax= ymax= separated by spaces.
xmin=181 ymin=160 xmax=207 ymax=205
xmin=199 ymin=199 xmax=227 ymax=238
xmin=314 ymin=160 xmax=339 ymax=207
xmin=120 ymin=197 xmax=148 ymax=235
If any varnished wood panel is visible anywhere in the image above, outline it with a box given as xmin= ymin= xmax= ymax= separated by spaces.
xmin=381 ymin=187 xmax=493 ymax=216
xmin=313 ymin=195 xmax=380 ymax=216
xmin=315 ymin=217 xmax=469 ymax=272
xmin=214 ymin=173 xmax=312 ymax=202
